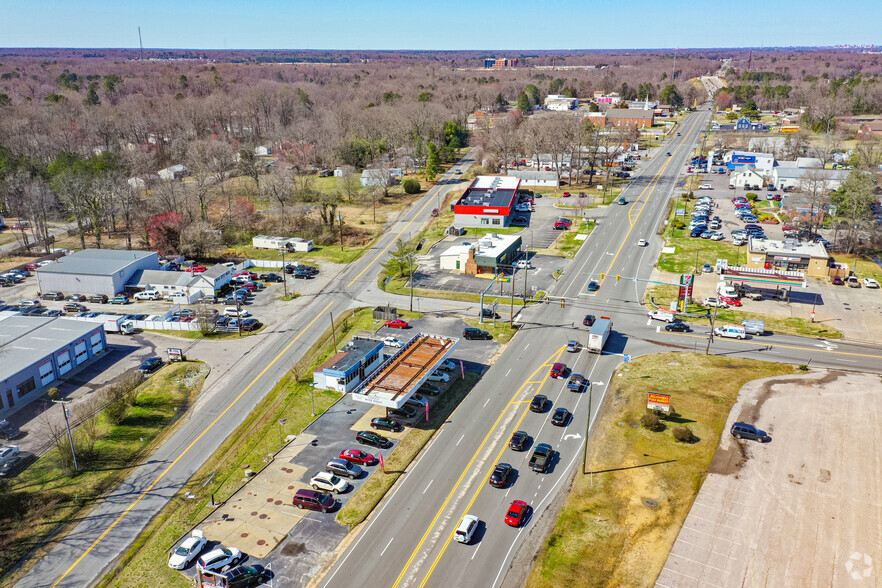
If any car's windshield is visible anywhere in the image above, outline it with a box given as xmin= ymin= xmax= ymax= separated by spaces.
xmin=174 ymin=546 xmax=190 ymax=556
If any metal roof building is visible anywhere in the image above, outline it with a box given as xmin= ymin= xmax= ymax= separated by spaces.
xmin=313 ymin=337 xmax=385 ymax=394
xmin=36 ymin=249 xmax=159 ymax=296
xmin=0 ymin=315 xmax=107 ymax=418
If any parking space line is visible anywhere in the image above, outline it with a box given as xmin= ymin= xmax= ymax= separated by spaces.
xmin=668 ymin=552 xmax=728 ymax=574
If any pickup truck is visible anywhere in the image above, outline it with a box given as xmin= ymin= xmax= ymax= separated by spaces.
xmin=529 ymin=443 xmax=553 ymax=473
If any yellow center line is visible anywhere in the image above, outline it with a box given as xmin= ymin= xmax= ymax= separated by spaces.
xmin=391 ymin=347 xmax=565 ymax=588
xmin=604 ymin=114 xmax=704 ymax=283
xmin=418 ymin=393 xmax=540 ymax=587
xmin=665 ymin=331 xmax=882 ymax=359
xmin=50 ymin=301 xmax=336 ymax=588
xmin=347 ymin=171 xmax=455 ymax=288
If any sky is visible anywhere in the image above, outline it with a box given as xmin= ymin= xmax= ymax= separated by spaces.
xmin=0 ymin=0 xmax=878 ymax=51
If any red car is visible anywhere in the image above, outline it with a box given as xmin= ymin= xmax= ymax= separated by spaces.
xmin=385 ymin=319 xmax=409 ymax=329
xmin=241 ymin=282 xmax=258 ymax=291
xmin=26 ymin=263 xmax=40 ymax=270
xmin=550 ymin=362 xmax=566 ymax=378
xmin=562 ymin=192 xmax=570 ymax=198
xmin=339 ymin=449 xmax=376 ymax=466
xmin=186 ymin=265 xmax=207 ymax=273
xmin=719 ymin=296 xmax=742 ymax=307
xmin=505 ymin=500 xmax=529 ymax=527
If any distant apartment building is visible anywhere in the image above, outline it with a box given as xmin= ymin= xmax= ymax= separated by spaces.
xmin=593 ymin=91 xmax=622 ymax=106
xmin=484 ymin=58 xmax=518 ymax=69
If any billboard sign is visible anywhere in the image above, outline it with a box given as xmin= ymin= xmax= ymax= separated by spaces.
xmin=647 ymin=392 xmax=671 ymax=412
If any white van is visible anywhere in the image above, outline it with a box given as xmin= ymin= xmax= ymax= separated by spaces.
xmin=714 ymin=324 xmax=746 ymax=340
xmin=223 ymin=307 xmax=250 ymax=317
xmin=716 ymin=282 xmax=737 ymax=297
xmin=647 ymin=309 xmax=676 ymax=323
xmin=134 ymin=290 xmax=161 ymax=301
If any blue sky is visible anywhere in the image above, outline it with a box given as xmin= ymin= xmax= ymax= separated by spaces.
xmin=0 ymin=0 xmax=878 ymax=50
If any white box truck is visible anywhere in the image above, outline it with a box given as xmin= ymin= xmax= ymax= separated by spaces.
xmin=102 ymin=316 xmax=135 ymax=335
xmin=587 ymin=317 xmax=613 ymax=354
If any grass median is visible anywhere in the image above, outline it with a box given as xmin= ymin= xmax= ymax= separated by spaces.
xmin=527 ymin=353 xmax=794 ymax=588
xmin=337 ymin=371 xmax=480 ymax=527
xmin=96 ymin=308 xmax=385 ymax=587
xmin=0 ymin=361 xmax=209 ymax=585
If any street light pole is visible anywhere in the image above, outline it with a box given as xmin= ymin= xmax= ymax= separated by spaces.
xmin=281 ymin=248 xmax=288 ymax=298
xmin=52 ymin=399 xmax=78 ymax=470
xmin=338 ymin=214 xmax=344 ymax=251
xmin=408 ymin=253 xmax=415 ymax=312
xmin=309 ymin=383 xmax=316 ymax=417
xmin=372 ymin=189 xmax=376 ymax=224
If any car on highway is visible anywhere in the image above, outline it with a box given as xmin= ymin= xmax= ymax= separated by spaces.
xmin=356 ymin=430 xmax=391 ymax=449
xmin=370 ymin=417 xmax=402 ymax=432
xmin=637 ymin=238 xmax=648 ymax=247
xmin=509 ymin=430 xmax=529 ymax=451
xmin=666 ymin=152 xmax=671 ymax=156
xmin=480 ymin=308 xmax=500 ymax=319
xmin=462 ymin=327 xmax=492 ymax=340
xmin=454 ymin=514 xmax=480 ymax=544
xmin=648 ymin=309 xmax=676 ymax=323
xmin=382 ymin=336 xmax=403 ymax=348
xmin=583 ymin=314 xmax=596 ymax=326
xmin=567 ymin=374 xmax=587 ymax=391
xmin=719 ymin=295 xmax=742 ymax=307
xmin=384 ymin=319 xmax=409 ymax=329
xmin=665 ymin=322 xmax=692 ymax=332
xmin=549 ymin=363 xmax=566 ymax=378
xmin=168 ymin=530 xmax=207 ymax=569
xmin=339 ymin=449 xmax=376 ymax=466
xmin=505 ymin=500 xmax=529 ymax=527
xmin=489 ymin=463 xmax=513 ymax=488
xmin=565 ymin=340 xmax=580 ymax=353
xmin=529 ymin=394 xmax=549 ymax=413
xmin=41 ymin=291 xmax=64 ymax=301
xmin=551 ymin=407 xmax=570 ymax=427
xmin=310 ymin=471 xmax=350 ymax=493
xmin=586 ymin=281 xmax=600 ymax=292
xmin=730 ymin=422 xmax=768 ymax=442
xmin=326 ymin=458 xmax=362 ymax=480
xmin=197 ymin=546 xmax=243 ymax=572
xmin=293 ymin=489 xmax=336 ymax=512
xmin=139 ymin=357 xmax=163 ymax=374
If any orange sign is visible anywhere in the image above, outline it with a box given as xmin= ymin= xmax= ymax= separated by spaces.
xmin=647 ymin=393 xmax=671 ymax=412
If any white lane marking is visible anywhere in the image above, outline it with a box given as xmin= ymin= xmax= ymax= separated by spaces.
xmin=647 ymin=318 xmax=652 ymax=326
xmin=483 ymin=397 xmax=491 ymax=408
xmin=524 ymin=344 xmax=529 ymax=350
xmin=505 ymin=487 xmax=511 ymax=497
xmin=380 ymin=537 xmax=394 ymax=556
xmin=656 ymin=326 xmax=661 ymax=333
xmin=423 ymin=480 xmax=433 ymax=494
xmin=471 ymin=542 xmax=482 ymax=560
xmin=505 ymin=368 xmax=511 ymax=377
xmin=839 ymin=359 xmax=857 ymax=363
xmin=456 ymin=433 xmax=465 ymax=446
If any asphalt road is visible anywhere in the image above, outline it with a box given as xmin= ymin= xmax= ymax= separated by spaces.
xmin=319 ymin=109 xmax=882 ymax=588
xmin=14 ymin=153 xmax=477 ymax=588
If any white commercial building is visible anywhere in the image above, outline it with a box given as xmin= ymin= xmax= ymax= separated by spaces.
xmin=544 ymin=94 xmax=577 ymax=111
xmin=251 ymin=235 xmax=314 ymax=252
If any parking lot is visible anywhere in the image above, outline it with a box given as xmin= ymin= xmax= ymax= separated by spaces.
xmin=656 ymin=370 xmax=881 ymax=587
xmin=174 ymin=314 xmax=500 ymax=584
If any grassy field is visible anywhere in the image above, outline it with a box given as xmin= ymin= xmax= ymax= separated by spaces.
xmin=830 ymin=252 xmax=882 ymax=282
xmin=337 ymin=372 xmax=480 ymax=526
xmin=527 ymin=353 xmax=794 ymax=588
xmin=98 ymin=308 xmax=382 ymax=588
xmin=645 ymin=283 xmax=843 ymax=339
xmin=0 ymin=362 xmax=209 ymax=584
xmin=536 ymin=219 xmax=595 ymax=258
xmin=462 ymin=317 xmax=519 ymax=344
xmin=382 ymin=276 xmax=533 ymax=308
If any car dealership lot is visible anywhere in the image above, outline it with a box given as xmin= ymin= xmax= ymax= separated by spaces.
xmin=657 ymin=370 xmax=882 ymax=588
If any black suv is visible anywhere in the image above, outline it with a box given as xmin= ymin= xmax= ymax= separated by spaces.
xmin=583 ymin=314 xmax=595 ymax=327
xmin=0 ymin=419 xmax=22 ymax=440
xmin=88 ymin=294 xmax=108 ymax=304
xmin=529 ymin=394 xmax=549 ymax=413
xmin=509 ymin=430 xmax=529 ymax=451
xmin=489 ymin=463 xmax=513 ymax=488
xmin=370 ymin=417 xmax=402 ymax=432
xmin=480 ymin=308 xmax=500 ymax=319
xmin=730 ymin=422 xmax=767 ymax=442
xmin=463 ymin=328 xmax=492 ymax=340
xmin=388 ymin=405 xmax=416 ymax=420
xmin=356 ymin=430 xmax=392 ymax=449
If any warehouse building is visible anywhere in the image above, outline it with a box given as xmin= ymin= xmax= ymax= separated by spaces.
xmin=0 ymin=316 xmax=107 ymax=418
xmin=36 ymin=249 xmax=159 ymax=296
xmin=312 ymin=336 xmax=385 ymax=393
xmin=452 ymin=176 xmax=521 ymax=228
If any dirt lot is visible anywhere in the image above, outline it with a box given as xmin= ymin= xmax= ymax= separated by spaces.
xmin=657 ymin=370 xmax=881 ymax=587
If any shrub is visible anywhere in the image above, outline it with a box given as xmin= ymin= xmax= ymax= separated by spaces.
xmin=745 ymin=192 xmax=758 ymax=201
xmin=402 ymin=179 xmax=421 ymax=194
xmin=672 ymin=425 xmax=696 ymax=443
xmin=640 ymin=410 xmax=664 ymax=432
xmin=104 ymin=396 xmax=129 ymax=425
xmin=672 ymin=219 xmax=685 ymax=230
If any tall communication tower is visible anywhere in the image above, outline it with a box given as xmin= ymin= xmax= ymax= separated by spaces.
xmin=138 ymin=27 xmax=143 ymax=60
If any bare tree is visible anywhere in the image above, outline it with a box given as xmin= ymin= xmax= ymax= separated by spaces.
xmin=336 ymin=171 xmax=363 ymax=204
xmin=261 ymin=171 xmax=294 ymax=217
xmin=179 ymin=221 xmax=222 ymax=258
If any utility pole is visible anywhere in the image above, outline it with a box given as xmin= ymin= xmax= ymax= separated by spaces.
xmin=408 ymin=253 xmax=415 ymax=312
xmin=329 ymin=311 xmax=338 ymax=351
xmin=281 ymin=248 xmax=288 ymax=298
xmin=372 ymin=189 xmax=376 ymax=224
xmin=52 ymin=399 xmax=78 ymax=470
xmin=705 ymin=307 xmax=717 ymax=355
xmin=338 ymin=213 xmax=344 ymax=251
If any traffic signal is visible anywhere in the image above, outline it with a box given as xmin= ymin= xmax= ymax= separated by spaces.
xmin=616 ymin=274 xmax=621 ymax=281
xmin=600 ymin=273 xmax=606 ymax=280
xmin=545 ymin=297 xmax=549 ymax=304
xmin=561 ymin=299 xmax=565 ymax=308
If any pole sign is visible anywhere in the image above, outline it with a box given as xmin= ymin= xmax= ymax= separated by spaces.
xmin=679 ymin=273 xmax=694 ymax=310
xmin=647 ymin=392 xmax=671 ymax=412
xmin=167 ymin=348 xmax=184 ymax=362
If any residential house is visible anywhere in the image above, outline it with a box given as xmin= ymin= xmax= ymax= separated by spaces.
xmin=157 ymin=164 xmax=189 ymax=181
xmin=507 ymin=170 xmax=560 ymax=188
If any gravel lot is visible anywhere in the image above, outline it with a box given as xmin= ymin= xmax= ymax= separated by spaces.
xmin=656 ymin=369 xmax=881 ymax=587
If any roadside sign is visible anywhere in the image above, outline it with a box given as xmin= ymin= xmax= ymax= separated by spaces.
xmin=623 ymin=354 xmax=632 ymax=363
xmin=647 ymin=392 xmax=671 ymax=412
xmin=167 ymin=348 xmax=184 ymax=362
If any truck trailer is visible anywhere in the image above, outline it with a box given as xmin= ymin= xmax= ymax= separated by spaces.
xmin=586 ymin=316 xmax=613 ymax=354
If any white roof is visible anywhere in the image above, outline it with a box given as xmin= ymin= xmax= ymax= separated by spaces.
xmin=441 ymin=233 xmax=521 ymax=258
xmin=470 ymin=176 xmax=520 ymax=190
xmin=749 ymin=237 xmax=828 ymax=258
